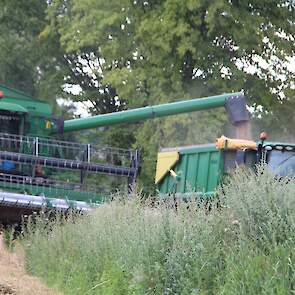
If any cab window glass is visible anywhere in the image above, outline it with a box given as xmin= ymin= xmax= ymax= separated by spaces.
xmin=0 ymin=112 xmax=20 ymax=134
xmin=267 ymin=150 xmax=295 ymax=177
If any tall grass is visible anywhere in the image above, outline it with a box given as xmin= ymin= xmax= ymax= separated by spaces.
xmin=22 ymin=167 xmax=295 ymax=294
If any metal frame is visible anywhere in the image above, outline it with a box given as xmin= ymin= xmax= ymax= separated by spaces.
xmin=0 ymin=133 xmax=140 ymax=201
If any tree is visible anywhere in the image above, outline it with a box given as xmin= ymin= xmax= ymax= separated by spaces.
xmin=0 ymin=0 xmax=122 ymax=117
xmin=43 ymin=0 xmax=294 ymax=192
xmin=253 ymin=90 xmax=295 ymax=141
xmin=0 ymin=0 xmax=68 ymax=105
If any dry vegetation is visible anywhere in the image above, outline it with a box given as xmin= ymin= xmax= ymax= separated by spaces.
xmin=0 ymin=235 xmax=61 ymax=295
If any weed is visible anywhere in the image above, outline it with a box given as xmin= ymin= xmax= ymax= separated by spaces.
xmin=22 ymin=167 xmax=295 ymax=294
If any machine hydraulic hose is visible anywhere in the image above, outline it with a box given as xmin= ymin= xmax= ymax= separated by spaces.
xmin=63 ymin=92 xmax=249 ymax=133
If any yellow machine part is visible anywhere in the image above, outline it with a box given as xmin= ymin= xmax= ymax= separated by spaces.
xmin=216 ymin=135 xmax=257 ymax=150
xmin=155 ymin=151 xmax=179 ymax=184
xmin=45 ymin=120 xmax=52 ymax=129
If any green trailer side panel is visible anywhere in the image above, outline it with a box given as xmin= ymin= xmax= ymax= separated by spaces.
xmin=157 ymin=145 xmax=223 ymax=195
xmin=207 ymin=151 xmax=223 ymax=191
xmin=178 ymin=154 xmax=189 ymax=193
xmin=197 ymin=152 xmax=210 ymax=191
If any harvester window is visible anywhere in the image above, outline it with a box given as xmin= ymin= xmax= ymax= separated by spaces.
xmin=0 ymin=113 xmax=21 ymax=134
xmin=267 ymin=150 xmax=295 ymax=177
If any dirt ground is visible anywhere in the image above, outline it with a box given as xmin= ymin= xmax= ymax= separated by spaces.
xmin=0 ymin=235 xmax=62 ymax=295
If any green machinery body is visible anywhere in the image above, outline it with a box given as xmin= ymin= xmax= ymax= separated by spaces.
xmin=0 ymin=84 xmax=55 ymax=136
xmin=156 ymin=145 xmax=224 ymax=197
xmin=0 ymin=84 xmax=295 ymax=223
xmin=0 ymin=84 xmax=242 ymax=136
xmin=156 ymin=142 xmax=295 ymax=197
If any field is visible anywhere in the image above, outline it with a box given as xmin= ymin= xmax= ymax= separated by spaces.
xmin=20 ymin=167 xmax=295 ymax=294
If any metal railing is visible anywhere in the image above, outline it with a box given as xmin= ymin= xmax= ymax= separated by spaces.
xmin=0 ymin=132 xmax=136 ymax=167
xmin=0 ymin=133 xmax=140 ymax=199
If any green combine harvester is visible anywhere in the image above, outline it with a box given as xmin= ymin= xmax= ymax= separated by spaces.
xmin=0 ymin=84 xmax=294 ymax=223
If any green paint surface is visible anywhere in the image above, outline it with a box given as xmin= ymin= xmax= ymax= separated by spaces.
xmin=157 ymin=144 xmax=223 ymax=195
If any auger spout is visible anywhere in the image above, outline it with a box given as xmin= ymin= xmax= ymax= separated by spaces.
xmin=63 ymin=92 xmax=250 ymax=138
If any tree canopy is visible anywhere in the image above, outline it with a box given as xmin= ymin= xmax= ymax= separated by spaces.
xmin=47 ymin=0 xmax=294 ymax=102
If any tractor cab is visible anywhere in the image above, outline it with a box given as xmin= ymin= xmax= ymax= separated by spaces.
xmin=254 ymin=132 xmax=295 ymax=177
xmin=0 ymin=85 xmax=61 ymax=137
xmin=263 ymin=144 xmax=295 ymax=177
xmin=216 ymin=134 xmax=295 ymax=179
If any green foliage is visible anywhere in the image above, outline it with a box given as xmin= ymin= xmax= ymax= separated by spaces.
xmin=2 ymin=226 xmax=16 ymax=251
xmin=98 ymin=263 xmax=133 ymax=295
xmin=22 ymin=168 xmax=295 ymax=294
xmin=221 ymin=166 xmax=295 ymax=248
xmin=0 ymin=0 xmax=46 ymax=94
xmin=252 ymin=94 xmax=295 ymax=141
xmin=218 ymin=244 xmax=295 ymax=295
xmin=42 ymin=0 xmax=294 ymax=192
xmin=51 ymin=0 xmax=294 ymax=103
xmin=0 ymin=0 xmax=66 ymax=106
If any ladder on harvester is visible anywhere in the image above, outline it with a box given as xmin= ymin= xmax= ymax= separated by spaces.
xmin=0 ymin=133 xmax=140 ymax=219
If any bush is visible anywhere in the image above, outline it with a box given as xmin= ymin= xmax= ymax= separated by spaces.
xmin=221 ymin=166 xmax=295 ymax=248
xmin=22 ymin=167 xmax=295 ymax=294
